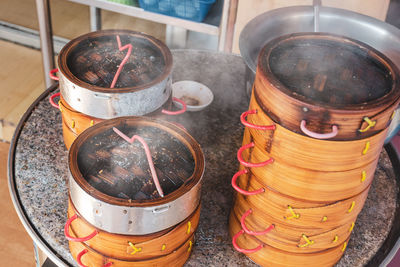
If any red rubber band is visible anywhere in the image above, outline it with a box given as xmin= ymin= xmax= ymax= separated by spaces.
xmin=113 ymin=127 xmax=164 ymax=197
xmin=49 ymin=92 xmax=60 ymax=109
xmin=241 ymin=110 xmax=276 ymax=130
xmin=110 ymin=35 xmax=132 ymax=88
xmin=300 ymin=120 xmax=338 ymax=139
xmin=241 ymin=209 xmax=274 ymax=236
xmin=162 ymin=97 xmax=187 ymax=115
xmin=77 ymin=249 xmax=88 ymax=267
xmin=49 ymin=68 xmax=59 ymax=81
xmin=231 ymin=169 xmax=264 ymax=195
xmin=232 ymin=229 xmax=263 ymax=254
xmin=237 ymin=142 xmax=274 ymax=168
xmin=64 ymin=214 xmax=98 ymax=242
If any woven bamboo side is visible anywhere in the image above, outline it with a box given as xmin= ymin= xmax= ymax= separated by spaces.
xmin=67 ymin=198 xmax=200 ymax=260
xmin=229 ymin=210 xmax=346 ymax=267
xmin=69 ymin=233 xmax=195 ymax=267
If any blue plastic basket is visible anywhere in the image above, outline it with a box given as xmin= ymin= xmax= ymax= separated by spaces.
xmin=139 ymin=0 xmax=216 ymax=22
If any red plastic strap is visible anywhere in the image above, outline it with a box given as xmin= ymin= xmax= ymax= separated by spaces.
xmin=49 ymin=92 xmax=60 ymax=109
xmin=77 ymin=249 xmax=88 ymax=267
xmin=240 ymin=110 xmax=276 ymax=130
xmin=110 ymin=35 xmax=132 ymax=88
xmin=232 ymin=229 xmax=263 ymax=254
xmin=49 ymin=68 xmax=59 ymax=81
xmin=231 ymin=169 xmax=264 ymax=195
xmin=237 ymin=142 xmax=274 ymax=168
xmin=113 ymin=127 xmax=164 ymax=197
xmin=64 ymin=214 xmax=98 ymax=242
xmin=162 ymin=97 xmax=187 ymax=115
xmin=300 ymin=120 xmax=338 ymax=139
xmin=241 ymin=209 xmax=274 ymax=236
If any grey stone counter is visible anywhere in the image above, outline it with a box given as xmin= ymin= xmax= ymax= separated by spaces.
xmin=8 ymin=50 xmax=399 ymax=266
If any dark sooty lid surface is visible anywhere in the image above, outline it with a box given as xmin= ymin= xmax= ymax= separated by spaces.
xmin=67 ymin=34 xmax=166 ymax=88
xmin=77 ymin=125 xmax=195 ymax=201
xmin=263 ymin=34 xmax=394 ymax=107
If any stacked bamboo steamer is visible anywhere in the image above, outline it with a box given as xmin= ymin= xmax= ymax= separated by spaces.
xmin=49 ymin=29 xmax=186 ymax=149
xmin=229 ymin=33 xmax=400 ymax=267
xmin=65 ymin=117 xmax=204 ymax=267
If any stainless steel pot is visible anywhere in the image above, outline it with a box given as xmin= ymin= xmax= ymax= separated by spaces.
xmin=68 ymin=117 xmax=204 ymax=235
xmin=58 ymin=30 xmax=173 ymax=119
xmin=239 ymin=6 xmax=400 ymax=142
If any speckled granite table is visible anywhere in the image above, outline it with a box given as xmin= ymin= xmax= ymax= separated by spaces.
xmin=8 ymin=50 xmax=400 ymax=266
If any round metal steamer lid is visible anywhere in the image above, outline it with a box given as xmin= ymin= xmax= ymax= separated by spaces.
xmin=58 ymin=30 xmax=173 ymax=119
xmin=68 ymin=117 xmax=204 ymax=235
xmin=258 ymin=33 xmax=400 ymax=111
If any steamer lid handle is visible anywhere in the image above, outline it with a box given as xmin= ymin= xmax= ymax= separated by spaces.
xmin=64 ymin=214 xmax=98 ymax=242
xmin=49 ymin=92 xmax=60 ymax=109
xmin=162 ymin=97 xmax=187 ymax=115
xmin=232 ymin=229 xmax=264 ymax=254
xmin=241 ymin=110 xmax=276 ymax=131
xmin=300 ymin=120 xmax=338 ymax=139
xmin=237 ymin=142 xmax=274 ymax=168
xmin=231 ymin=169 xmax=264 ymax=196
xmin=241 ymin=209 xmax=274 ymax=236
xmin=49 ymin=68 xmax=59 ymax=81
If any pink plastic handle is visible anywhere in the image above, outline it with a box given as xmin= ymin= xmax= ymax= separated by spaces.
xmin=110 ymin=35 xmax=132 ymax=88
xmin=77 ymin=249 xmax=88 ymax=267
xmin=49 ymin=92 xmax=60 ymax=109
xmin=241 ymin=110 xmax=276 ymax=130
xmin=64 ymin=214 xmax=98 ymax=242
xmin=231 ymin=169 xmax=265 ymax=195
xmin=237 ymin=142 xmax=274 ymax=168
xmin=241 ymin=209 xmax=274 ymax=236
xmin=232 ymin=229 xmax=263 ymax=254
xmin=162 ymin=97 xmax=187 ymax=115
xmin=300 ymin=120 xmax=338 ymax=139
xmin=49 ymin=68 xmax=59 ymax=81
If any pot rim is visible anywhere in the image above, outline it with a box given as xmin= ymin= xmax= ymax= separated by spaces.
xmin=58 ymin=29 xmax=173 ymax=94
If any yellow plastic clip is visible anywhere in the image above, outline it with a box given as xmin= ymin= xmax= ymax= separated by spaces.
xmin=361 ymin=171 xmax=366 ymax=182
xmin=391 ymin=110 xmax=396 ymax=120
xmin=286 ymin=205 xmax=300 ymax=220
xmin=128 ymin=241 xmax=142 ymax=255
xmin=187 ymin=221 xmax=192 ymax=234
xmin=332 ymin=235 xmax=339 ymax=243
xmin=322 ymin=216 xmax=328 ymax=222
xmin=342 ymin=241 xmax=348 ymax=252
xmin=58 ymin=101 xmax=62 ymax=112
xmin=90 ymin=120 xmax=94 ymax=126
xmin=348 ymin=201 xmax=355 ymax=213
xmin=188 ymin=241 xmax=193 ymax=252
xmin=359 ymin=117 xmax=376 ymax=133
xmin=298 ymin=234 xmax=315 ymax=248
xmin=349 ymin=222 xmax=355 ymax=232
xmin=71 ymin=120 xmax=76 ymax=129
xmin=362 ymin=141 xmax=370 ymax=155
xmin=161 ymin=244 xmax=166 ymax=251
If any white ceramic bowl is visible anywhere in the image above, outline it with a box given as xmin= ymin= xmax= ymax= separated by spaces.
xmin=172 ymin=80 xmax=214 ymax=112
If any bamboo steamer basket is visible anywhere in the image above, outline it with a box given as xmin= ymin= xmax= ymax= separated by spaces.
xmin=229 ymin=210 xmax=347 ymax=267
xmin=57 ymin=30 xmax=173 ymax=119
xmin=232 ymin=193 xmax=355 ymax=253
xmin=66 ymin=197 xmax=200 ymax=260
xmin=58 ymin=95 xmax=173 ymax=150
xmin=68 ymin=117 xmax=204 ymax=235
xmin=236 ymin=125 xmax=378 ymax=202
xmin=69 ymin=233 xmax=195 ymax=267
xmin=242 ymin=91 xmax=388 ymax=171
xmin=254 ymin=32 xmax=400 ymax=141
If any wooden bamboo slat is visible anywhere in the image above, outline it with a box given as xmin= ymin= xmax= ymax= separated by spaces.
xmin=244 ymin=92 xmax=387 ymax=171
xmin=67 ymin=198 xmax=200 ymax=260
xmin=228 ymin=211 xmax=347 ymax=267
xmin=69 ymin=233 xmax=195 ymax=267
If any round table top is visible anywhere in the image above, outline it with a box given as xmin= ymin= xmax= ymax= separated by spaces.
xmin=8 ymin=50 xmax=400 ymax=266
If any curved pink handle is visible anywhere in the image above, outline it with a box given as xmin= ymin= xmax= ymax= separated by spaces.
xmin=162 ymin=97 xmax=187 ymax=115
xmin=241 ymin=209 xmax=274 ymax=236
xmin=77 ymin=249 xmax=88 ymax=267
xmin=231 ymin=169 xmax=264 ymax=195
xmin=232 ymin=229 xmax=263 ymax=254
xmin=237 ymin=142 xmax=274 ymax=168
xmin=241 ymin=110 xmax=276 ymax=131
xmin=300 ymin=120 xmax=338 ymax=139
xmin=64 ymin=214 xmax=98 ymax=242
xmin=49 ymin=68 xmax=59 ymax=81
xmin=49 ymin=92 xmax=60 ymax=109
